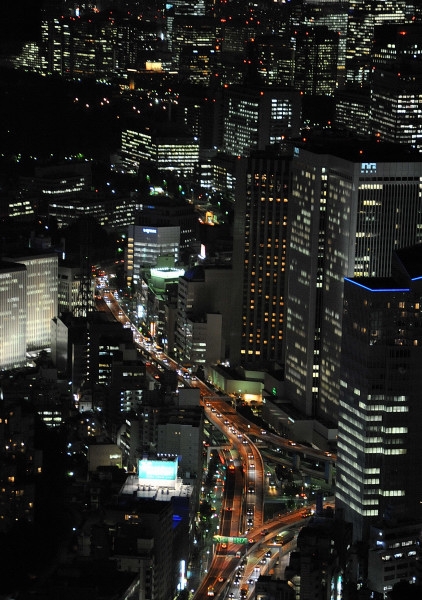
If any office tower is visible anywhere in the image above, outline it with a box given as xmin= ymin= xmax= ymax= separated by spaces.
xmin=297 ymin=1 xmax=349 ymax=88
xmin=229 ymin=150 xmax=290 ymax=367
xmin=250 ymin=35 xmax=295 ymax=87
xmin=173 ymin=85 xmax=224 ymax=151
xmin=223 ymin=84 xmax=301 ymax=157
xmin=121 ymin=123 xmax=199 ymax=178
xmin=336 ymin=245 xmax=422 ymax=547
xmin=171 ymin=15 xmax=219 ymax=73
xmin=19 ymin=161 xmax=92 ymax=221
xmin=334 ymin=86 xmax=370 ymax=136
xmin=126 ymin=224 xmax=180 ymax=286
xmin=254 ymin=576 xmax=295 ymax=600
xmin=134 ymin=194 xmax=199 ymax=262
xmin=293 ymin=25 xmax=339 ymax=96
xmin=284 ymin=138 xmax=422 ymax=425
xmin=0 ymin=261 xmax=27 ymax=370
xmin=294 ymin=513 xmax=352 ymax=600
xmin=370 ymin=23 xmax=422 ymax=151
xmin=345 ymin=1 xmax=409 ymax=85
xmin=4 ymin=251 xmax=58 ymax=352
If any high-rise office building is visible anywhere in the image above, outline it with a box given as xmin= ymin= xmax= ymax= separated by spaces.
xmin=336 ymin=245 xmax=422 ymax=545
xmin=223 ymin=84 xmax=301 ymax=157
xmin=121 ymin=123 xmax=199 ymax=178
xmin=0 ymin=261 xmax=27 ymax=371
xmin=296 ymin=1 xmax=349 ymax=88
xmin=171 ymin=15 xmax=219 ymax=73
xmin=229 ymin=150 xmax=290 ymax=367
xmin=126 ymin=224 xmax=180 ymax=286
xmin=4 ymin=251 xmax=58 ymax=352
xmin=345 ymin=1 xmax=410 ymax=85
xmin=284 ymin=138 xmax=422 ymax=425
xmin=293 ymin=25 xmax=339 ymax=96
xmin=334 ymin=86 xmax=370 ymax=136
xmin=370 ymin=23 xmax=422 ymax=151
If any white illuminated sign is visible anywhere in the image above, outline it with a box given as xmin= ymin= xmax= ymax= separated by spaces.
xmin=361 ymin=162 xmax=377 ymax=174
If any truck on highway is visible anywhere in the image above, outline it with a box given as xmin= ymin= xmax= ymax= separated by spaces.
xmin=240 ymin=583 xmax=249 ymax=598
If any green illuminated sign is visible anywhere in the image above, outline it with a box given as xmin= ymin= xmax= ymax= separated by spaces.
xmin=213 ymin=535 xmax=248 ymax=544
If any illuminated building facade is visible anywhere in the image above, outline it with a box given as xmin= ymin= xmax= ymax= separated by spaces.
xmin=137 ymin=259 xmax=184 ymax=349
xmin=336 ymin=247 xmax=422 ymax=546
xmin=127 ymin=224 xmax=180 ymax=285
xmin=293 ymin=25 xmax=339 ymax=96
xmin=370 ymin=23 xmax=422 ymax=151
xmin=4 ymin=251 xmax=58 ymax=352
xmin=121 ymin=125 xmax=199 ymax=178
xmin=367 ymin=520 xmax=422 ymax=597
xmin=297 ymin=1 xmax=349 ymax=88
xmin=223 ymin=85 xmax=301 ymax=157
xmin=0 ymin=261 xmax=27 ymax=371
xmin=345 ymin=1 xmax=409 ymax=85
xmin=229 ymin=150 xmax=290 ymax=367
xmin=40 ymin=13 xmax=165 ymax=80
xmin=253 ymin=35 xmax=295 ymax=87
xmin=173 ymin=15 xmax=220 ymax=85
xmin=334 ymin=86 xmax=370 ymax=136
xmin=284 ymin=140 xmax=422 ymax=425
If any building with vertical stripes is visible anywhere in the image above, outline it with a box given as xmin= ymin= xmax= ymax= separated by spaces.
xmin=0 ymin=261 xmax=27 ymax=370
xmin=4 ymin=251 xmax=58 ymax=352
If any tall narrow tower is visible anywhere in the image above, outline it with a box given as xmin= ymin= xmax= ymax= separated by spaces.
xmin=229 ymin=149 xmax=290 ymax=367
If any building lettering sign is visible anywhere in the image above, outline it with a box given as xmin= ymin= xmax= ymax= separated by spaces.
xmin=143 ymin=227 xmax=157 ymax=234
xmin=360 ymin=162 xmax=377 ymax=174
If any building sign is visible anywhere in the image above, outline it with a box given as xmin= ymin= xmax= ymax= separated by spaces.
xmin=360 ymin=162 xmax=377 ymax=174
xmin=138 ymin=458 xmax=178 ymax=486
xmin=213 ymin=535 xmax=249 ymax=545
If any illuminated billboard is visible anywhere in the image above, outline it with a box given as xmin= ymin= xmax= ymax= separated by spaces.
xmin=138 ymin=458 xmax=178 ymax=487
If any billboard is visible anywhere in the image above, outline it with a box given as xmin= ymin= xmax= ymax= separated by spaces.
xmin=138 ymin=457 xmax=178 ymax=487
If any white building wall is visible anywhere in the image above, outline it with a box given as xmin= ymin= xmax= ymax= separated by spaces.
xmin=0 ymin=263 xmax=27 ymax=370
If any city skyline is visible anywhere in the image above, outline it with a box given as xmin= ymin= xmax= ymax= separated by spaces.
xmin=2 ymin=1 xmax=422 ymax=599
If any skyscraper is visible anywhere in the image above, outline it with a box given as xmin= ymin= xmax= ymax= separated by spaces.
xmin=346 ymin=0 xmax=409 ymax=85
xmin=370 ymin=23 xmax=422 ymax=151
xmin=223 ymin=84 xmax=301 ymax=157
xmin=229 ymin=149 xmax=290 ymax=367
xmin=0 ymin=261 xmax=27 ymax=370
xmin=293 ymin=25 xmax=339 ymax=96
xmin=284 ymin=138 xmax=422 ymax=424
xmin=3 ymin=250 xmax=58 ymax=352
xmin=336 ymin=245 xmax=422 ymax=543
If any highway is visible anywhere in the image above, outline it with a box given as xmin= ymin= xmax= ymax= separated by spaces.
xmin=96 ymin=286 xmax=335 ymax=598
